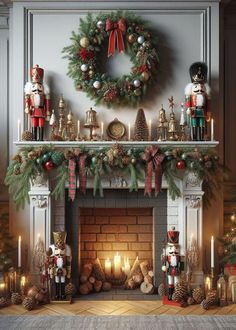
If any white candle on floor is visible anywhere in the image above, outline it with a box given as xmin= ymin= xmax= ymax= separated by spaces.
xmin=211 ymin=235 xmax=214 ymax=268
xmin=211 ymin=118 xmax=214 ymax=141
xmin=114 ymin=252 xmax=121 ymax=278
xmin=105 ymin=258 xmax=111 ymax=277
xmin=18 ymin=236 xmax=21 ymax=268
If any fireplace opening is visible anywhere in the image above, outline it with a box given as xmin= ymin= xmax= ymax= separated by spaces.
xmin=65 ymin=189 xmax=167 ymax=300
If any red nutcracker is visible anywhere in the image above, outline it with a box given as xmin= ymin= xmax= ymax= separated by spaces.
xmin=24 ymin=64 xmax=50 ymax=141
xmin=47 ymin=232 xmax=72 ymax=300
xmin=162 ymin=227 xmax=181 ymax=300
xmin=185 ymin=62 xmax=211 ymax=141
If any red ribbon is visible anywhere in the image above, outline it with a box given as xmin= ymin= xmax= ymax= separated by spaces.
xmin=68 ymin=158 xmax=76 ymax=201
xmin=78 ymin=154 xmax=87 ymax=195
xmin=143 ymin=146 xmax=165 ymax=196
xmin=105 ymin=18 xmax=126 ymax=57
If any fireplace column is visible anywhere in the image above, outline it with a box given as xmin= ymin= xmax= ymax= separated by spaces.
xmin=183 ymin=172 xmax=204 ymax=285
xmin=28 ymin=173 xmax=51 ymax=273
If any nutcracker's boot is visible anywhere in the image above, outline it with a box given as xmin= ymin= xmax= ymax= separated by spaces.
xmin=55 ymin=283 xmax=60 ymax=300
xmin=39 ymin=127 xmax=44 ymax=141
xmin=168 ymin=286 xmax=174 ymax=300
xmin=192 ymin=126 xmax=197 ymax=141
xmin=32 ymin=127 xmax=37 ymax=141
xmin=199 ymin=127 xmax=205 ymax=141
xmin=61 ymin=283 xmax=66 ymax=300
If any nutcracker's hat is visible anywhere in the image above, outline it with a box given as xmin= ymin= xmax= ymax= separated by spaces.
xmin=167 ymin=226 xmax=179 ymax=245
xmin=53 ymin=231 xmax=67 ymax=247
xmin=30 ymin=64 xmax=44 ymax=83
xmin=189 ymin=62 xmax=207 ymax=84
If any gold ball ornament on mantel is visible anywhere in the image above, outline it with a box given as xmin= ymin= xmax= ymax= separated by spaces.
xmin=79 ymin=37 xmax=90 ymax=48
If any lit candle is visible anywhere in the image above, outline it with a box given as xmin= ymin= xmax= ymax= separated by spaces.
xmin=0 ymin=283 xmax=5 ymax=297
xmin=17 ymin=120 xmax=21 ymax=141
xmin=205 ymin=276 xmax=211 ymax=294
xmin=18 ymin=236 xmax=21 ymax=268
xmin=105 ymin=259 xmax=111 ymax=277
xmin=77 ymin=120 xmax=80 ymax=135
xmin=114 ymin=252 xmax=121 ymax=278
xmin=128 ymin=123 xmax=131 ymax=141
xmin=101 ymin=121 xmax=104 ymax=140
xmin=211 ymin=235 xmax=214 ymax=268
xmin=211 ymin=118 xmax=214 ymax=141
xmin=20 ymin=275 xmax=26 ymax=293
xmin=124 ymin=257 xmax=131 ymax=275
xmin=217 ymin=282 xmax=222 ymax=299
xmin=149 ymin=119 xmax=152 ymax=141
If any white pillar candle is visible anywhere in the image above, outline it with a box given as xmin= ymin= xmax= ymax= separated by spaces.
xmin=105 ymin=258 xmax=111 ymax=277
xmin=211 ymin=235 xmax=214 ymax=268
xmin=114 ymin=252 xmax=121 ymax=278
xmin=101 ymin=122 xmax=104 ymax=140
xmin=124 ymin=257 xmax=131 ymax=275
xmin=77 ymin=120 xmax=80 ymax=135
xmin=128 ymin=123 xmax=131 ymax=141
xmin=18 ymin=236 xmax=21 ymax=268
xmin=148 ymin=119 xmax=152 ymax=141
xmin=17 ymin=120 xmax=21 ymax=141
xmin=211 ymin=118 xmax=214 ymax=141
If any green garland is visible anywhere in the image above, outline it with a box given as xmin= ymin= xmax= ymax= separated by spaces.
xmin=4 ymin=145 xmax=224 ymax=209
xmin=62 ymin=11 xmax=159 ymax=107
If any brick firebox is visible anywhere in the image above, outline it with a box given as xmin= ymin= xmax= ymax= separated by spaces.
xmin=80 ymin=207 xmax=153 ymax=268
xmin=65 ymin=189 xmax=168 ymax=287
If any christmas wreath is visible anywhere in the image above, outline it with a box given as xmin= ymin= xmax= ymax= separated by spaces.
xmin=62 ymin=11 xmax=159 ymax=107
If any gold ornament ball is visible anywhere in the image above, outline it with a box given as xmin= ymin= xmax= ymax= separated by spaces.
xmin=93 ymin=37 xmax=98 ymax=44
xmin=88 ymin=70 xmax=94 ymax=78
xmin=113 ymin=149 xmax=119 ymax=157
xmin=80 ymin=37 xmax=90 ymax=48
xmin=141 ymin=71 xmax=150 ymax=81
xmin=131 ymin=158 xmax=136 ymax=164
xmin=76 ymin=84 xmax=83 ymax=90
xmin=128 ymin=34 xmax=136 ymax=44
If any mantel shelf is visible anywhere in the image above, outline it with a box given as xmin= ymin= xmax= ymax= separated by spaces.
xmin=14 ymin=140 xmax=219 ymax=149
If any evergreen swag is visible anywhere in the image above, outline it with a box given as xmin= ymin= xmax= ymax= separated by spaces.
xmin=62 ymin=11 xmax=159 ymax=107
xmin=4 ymin=145 xmax=223 ymax=209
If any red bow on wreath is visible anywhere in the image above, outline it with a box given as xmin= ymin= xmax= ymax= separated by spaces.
xmin=142 ymin=146 xmax=165 ymax=196
xmin=105 ymin=18 xmax=126 ymax=57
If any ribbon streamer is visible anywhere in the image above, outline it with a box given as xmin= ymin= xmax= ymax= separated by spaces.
xmin=68 ymin=158 xmax=76 ymax=201
xmin=143 ymin=146 xmax=165 ymax=196
xmin=78 ymin=154 xmax=87 ymax=195
xmin=105 ymin=18 xmax=126 ymax=57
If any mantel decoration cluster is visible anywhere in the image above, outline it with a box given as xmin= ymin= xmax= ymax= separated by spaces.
xmin=62 ymin=11 xmax=159 ymax=107
xmin=5 ymin=144 xmax=222 ymax=209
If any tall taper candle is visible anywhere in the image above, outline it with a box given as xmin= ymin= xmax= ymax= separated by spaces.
xmin=128 ymin=123 xmax=131 ymax=141
xmin=17 ymin=120 xmax=21 ymax=141
xmin=77 ymin=120 xmax=80 ymax=135
xmin=148 ymin=119 xmax=152 ymax=140
xmin=211 ymin=235 xmax=214 ymax=268
xmin=18 ymin=236 xmax=21 ymax=268
xmin=211 ymin=118 xmax=214 ymax=141
xmin=101 ymin=122 xmax=104 ymax=140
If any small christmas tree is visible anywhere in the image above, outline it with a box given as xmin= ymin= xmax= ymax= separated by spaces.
xmin=218 ymin=227 xmax=236 ymax=266
xmin=0 ymin=212 xmax=14 ymax=273
xmin=133 ymin=108 xmax=149 ymax=141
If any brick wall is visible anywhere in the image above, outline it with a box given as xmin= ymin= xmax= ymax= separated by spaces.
xmin=80 ymin=207 xmax=153 ymax=269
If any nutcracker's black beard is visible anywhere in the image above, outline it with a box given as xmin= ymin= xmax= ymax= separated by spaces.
xmin=169 ymin=251 xmax=178 ymax=255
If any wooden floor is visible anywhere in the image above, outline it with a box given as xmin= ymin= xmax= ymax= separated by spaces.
xmin=1 ymin=299 xmax=236 ymax=316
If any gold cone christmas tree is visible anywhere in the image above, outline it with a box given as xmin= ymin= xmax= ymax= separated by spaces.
xmin=133 ymin=108 xmax=149 ymax=141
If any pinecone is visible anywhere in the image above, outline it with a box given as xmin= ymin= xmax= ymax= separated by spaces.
xmin=22 ymin=297 xmax=36 ymax=311
xmin=0 ymin=297 xmax=11 ymax=308
xmin=187 ymin=296 xmax=195 ymax=305
xmin=173 ymin=281 xmax=188 ymax=302
xmin=20 ymin=161 xmax=27 ymax=173
xmin=65 ymin=282 xmax=76 ymax=296
xmin=21 ymin=130 xmax=32 ymax=141
xmin=200 ymin=299 xmax=209 ymax=310
xmin=192 ymin=287 xmax=205 ymax=303
xmin=11 ymin=292 xmax=23 ymax=305
xmin=206 ymin=289 xmax=218 ymax=306
xmin=133 ymin=108 xmax=149 ymax=141
xmin=158 ymin=283 xmax=167 ymax=297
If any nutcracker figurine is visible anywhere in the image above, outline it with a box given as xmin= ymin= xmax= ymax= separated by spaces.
xmin=47 ymin=232 xmax=72 ymax=300
xmin=185 ymin=62 xmax=211 ymax=141
xmin=162 ymin=227 xmax=181 ymax=300
xmin=24 ymin=64 xmax=50 ymax=141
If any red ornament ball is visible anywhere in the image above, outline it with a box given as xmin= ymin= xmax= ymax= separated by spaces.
xmin=176 ymin=159 xmax=186 ymax=170
xmin=44 ymin=160 xmax=54 ymax=171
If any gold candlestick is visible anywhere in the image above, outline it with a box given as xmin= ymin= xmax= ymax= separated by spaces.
xmin=58 ymin=95 xmax=66 ymax=138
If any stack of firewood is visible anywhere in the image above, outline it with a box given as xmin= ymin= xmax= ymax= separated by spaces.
xmin=125 ymin=257 xmax=154 ymax=294
xmin=79 ymin=258 xmax=112 ymax=295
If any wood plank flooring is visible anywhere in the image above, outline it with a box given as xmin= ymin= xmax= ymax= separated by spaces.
xmin=1 ymin=299 xmax=236 ymax=316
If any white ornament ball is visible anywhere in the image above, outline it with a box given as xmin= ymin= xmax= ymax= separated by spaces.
xmin=137 ymin=36 xmax=145 ymax=44
xmin=93 ymin=80 xmax=101 ymax=89
xmin=133 ymin=79 xmax=141 ymax=88
xmin=162 ymin=265 xmax=167 ymax=272
xmin=81 ymin=64 xmax=88 ymax=72
xmin=80 ymin=37 xmax=90 ymax=48
xmin=96 ymin=20 xmax=104 ymax=29
xmin=186 ymin=108 xmax=191 ymax=115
